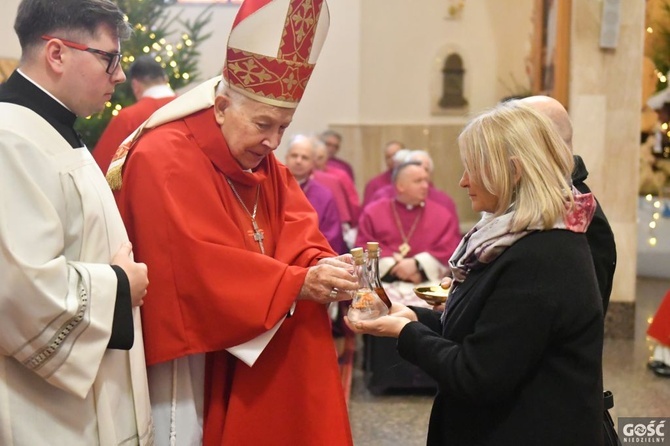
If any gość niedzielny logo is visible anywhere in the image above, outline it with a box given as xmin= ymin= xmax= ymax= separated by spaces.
xmin=619 ymin=418 xmax=668 ymax=444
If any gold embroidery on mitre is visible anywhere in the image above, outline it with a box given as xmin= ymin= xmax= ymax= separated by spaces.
xmin=226 ymin=48 xmax=314 ymax=106
xmin=280 ymin=0 xmax=323 ymax=64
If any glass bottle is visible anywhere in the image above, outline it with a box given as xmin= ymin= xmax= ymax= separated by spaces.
xmin=347 ymin=247 xmax=390 ymax=322
xmin=366 ymin=242 xmax=393 ymax=309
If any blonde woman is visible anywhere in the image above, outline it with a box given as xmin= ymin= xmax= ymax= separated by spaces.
xmin=347 ymin=101 xmax=603 ymax=445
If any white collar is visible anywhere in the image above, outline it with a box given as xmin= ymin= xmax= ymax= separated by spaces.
xmin=142 ymin=84 xmax=176 ymax=99
xmin=395 ymin=198 xmax=425 ymax=210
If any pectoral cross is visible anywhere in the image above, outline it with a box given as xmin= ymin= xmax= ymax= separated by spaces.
xmin=251 ymin=218 xmax=265 ymax=254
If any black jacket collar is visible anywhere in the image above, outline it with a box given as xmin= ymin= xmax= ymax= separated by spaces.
xmin=572 ymin=154 xmax=588 ymax=185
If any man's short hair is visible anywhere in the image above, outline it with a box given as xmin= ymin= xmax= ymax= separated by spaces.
xmin=407 ymin=149 xmax=434 ymax=173
xmin=286 ymin=134 xmax=314 ymax=153
xmin=128 ymin=56 xmax=168 ymax=83
xmin=14 ymin=0 xmax=131 ymax=52
xmin=320 ymin=129 xmax=341 ymax=142
xmin=392 ymin=161 xmax=423 ymax=184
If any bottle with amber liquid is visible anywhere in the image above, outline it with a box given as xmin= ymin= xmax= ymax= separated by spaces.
xmin=347 ymin=247 xmax=389 ymax=322
xmin=365 ymin=242 xmax=393 ymax=309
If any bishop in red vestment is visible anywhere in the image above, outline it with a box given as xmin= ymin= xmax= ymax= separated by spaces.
xmin=109 ymin=1 xmax=357 ymax=444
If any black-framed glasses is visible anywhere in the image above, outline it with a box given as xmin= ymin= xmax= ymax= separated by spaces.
xmin=41 ymin=35 xmax=122 ymax=75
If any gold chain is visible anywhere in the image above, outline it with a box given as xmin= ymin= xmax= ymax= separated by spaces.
xmin=390 ymin=200 xmax=423 ymax=256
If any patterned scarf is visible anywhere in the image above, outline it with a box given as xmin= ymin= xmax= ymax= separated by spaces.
xmin=448 ymin=187 xmax=596 ymax=285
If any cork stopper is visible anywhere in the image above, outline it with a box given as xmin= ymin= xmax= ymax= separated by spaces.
xmin=366 ymin=241 xmax=379 ymax=258
xmin=350 ymin=247 xmax=365 ymax=265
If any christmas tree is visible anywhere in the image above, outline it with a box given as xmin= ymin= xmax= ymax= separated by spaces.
xmin=76 ymin=0 xmax=213 ymax=148
xmin=648 ymin=1 xmax=669 ymax=93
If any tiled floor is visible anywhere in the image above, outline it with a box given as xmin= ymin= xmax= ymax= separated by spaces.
xmin=348 ymin=276 xmax=670 ymax=445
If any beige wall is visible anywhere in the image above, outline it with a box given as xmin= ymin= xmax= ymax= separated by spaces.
xmin=570 ymin=0 xmax=644 ymax=304
xmin=357 ymin=0 xmax=534 ymax=124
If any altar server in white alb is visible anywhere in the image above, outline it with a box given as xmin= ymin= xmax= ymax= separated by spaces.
xmin=0 ymin=0 xmax=152 ymax=444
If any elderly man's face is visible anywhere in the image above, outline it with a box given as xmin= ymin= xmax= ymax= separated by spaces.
xmin=395 ymin=164 xmax=429 ymax=206
xmin=214 ymin=93 xmax=295 ymax=170
xmin=285 ymin=139 xmax=315 ymax=181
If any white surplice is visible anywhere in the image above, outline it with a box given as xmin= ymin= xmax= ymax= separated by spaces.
xmin=0 ymin=103 xmax=153 ymax=445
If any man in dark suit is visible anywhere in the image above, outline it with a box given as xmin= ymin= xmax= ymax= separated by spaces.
xmin=521 ymin=95 xmax=620 ymax=446
xmin=520 ymin=95 xmax=617 ymax=313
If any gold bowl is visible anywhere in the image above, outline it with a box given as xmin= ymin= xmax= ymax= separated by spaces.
xmin=414 ymin=285 xmax=450 ymax=305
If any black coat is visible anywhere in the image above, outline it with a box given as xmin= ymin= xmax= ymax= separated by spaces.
xmin=572 ymin=155 xmax=617 ymax=313
xmin=398 ymin=230 xmax=604 ymax=446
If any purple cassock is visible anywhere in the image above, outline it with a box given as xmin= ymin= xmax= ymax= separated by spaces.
xmin=362 ymin=169 xmax=393 ymax=210
xmin=355 ymin=197 xmax=461 ymax=265
xmin=301 ymin=178 xmax=348 ymax=255
xmin=326 ymin=157 xmax=355 ymax=181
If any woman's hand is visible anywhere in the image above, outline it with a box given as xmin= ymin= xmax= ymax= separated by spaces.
xmin=388 ymin=302 xmax=418 ymax=321
xmin=440 ymin=276 xmax=453 ymax=290
xmin=433 ymin=276 xmax=453 ymax=311
xmin=345 ymin=315 xmax=411 ymax=338
xmin=344 ymin=303 xmax=417 ymax=338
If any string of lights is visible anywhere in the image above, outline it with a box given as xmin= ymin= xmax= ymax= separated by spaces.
xmin=75 ymin=0 xmax=212 ymax=146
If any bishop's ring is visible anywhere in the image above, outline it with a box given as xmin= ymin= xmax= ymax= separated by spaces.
xmin=329 ymin=288 xmax=338 ymax=300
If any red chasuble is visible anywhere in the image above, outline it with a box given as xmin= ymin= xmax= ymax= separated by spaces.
xmin=115 ymin=107 xmax=352 ymax=445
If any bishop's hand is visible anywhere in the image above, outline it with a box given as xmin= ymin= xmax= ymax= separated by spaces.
xmin=316 ymin=253 xmax=354 ymax=269
xmin=298 ymin=260 xmax=357 ymax=305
